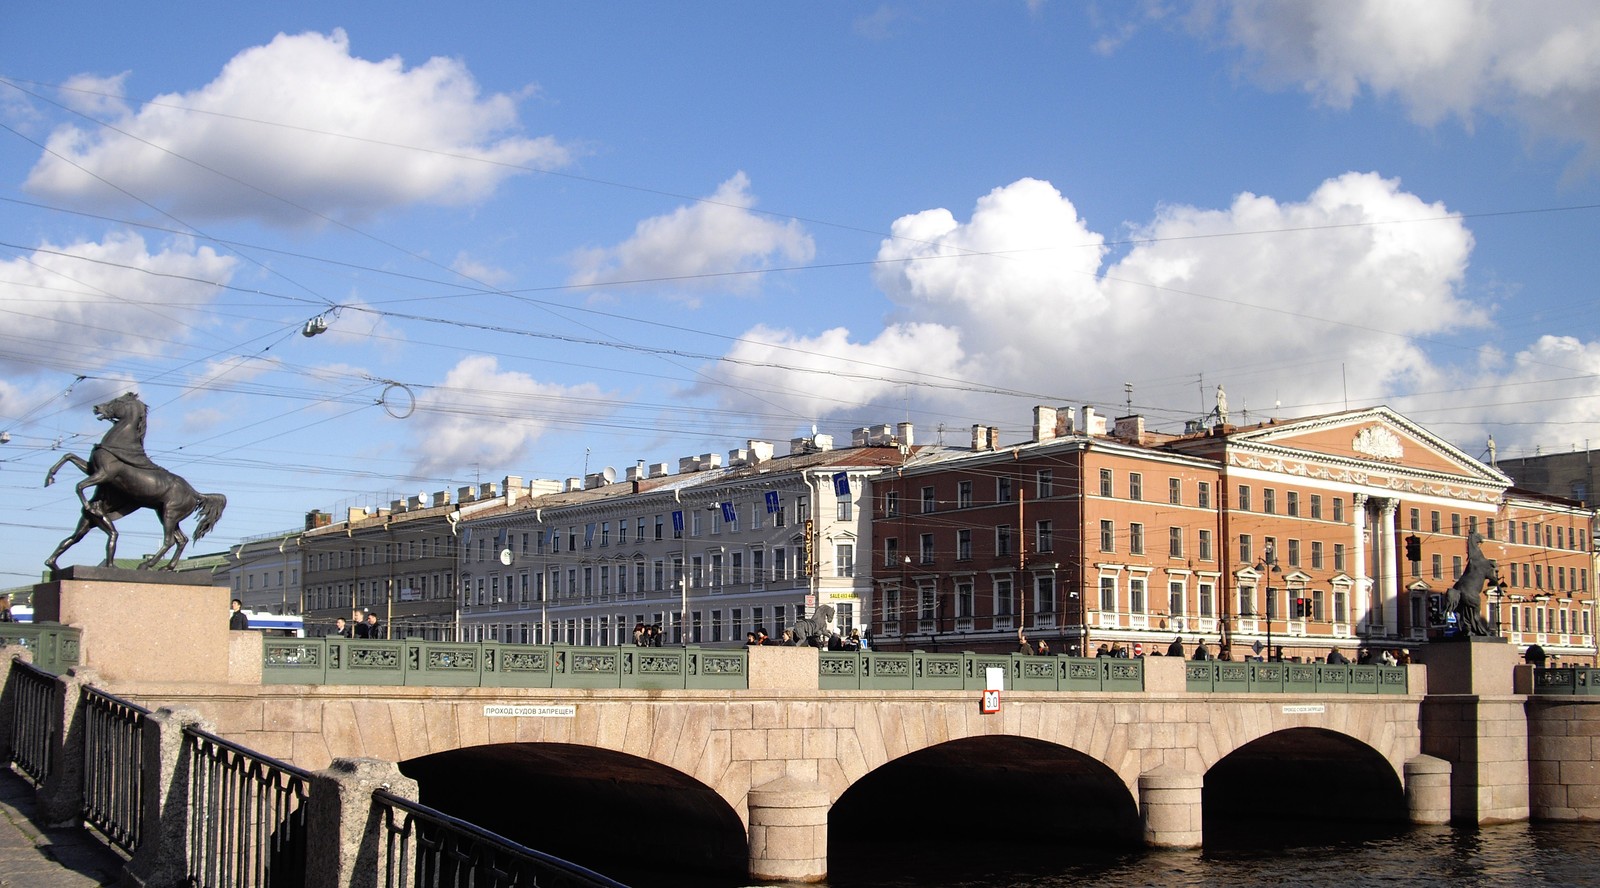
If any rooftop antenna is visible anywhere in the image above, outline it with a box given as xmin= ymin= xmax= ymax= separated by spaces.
xmin=1124 ymin=382 xmax=1133 ymax=415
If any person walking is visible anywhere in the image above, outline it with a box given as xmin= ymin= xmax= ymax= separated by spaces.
xmin=229 ymin=598 xmax=249 ymax=631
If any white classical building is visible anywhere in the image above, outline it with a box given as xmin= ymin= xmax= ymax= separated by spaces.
xmin=456 ymin=427 xmax=917 ymax=646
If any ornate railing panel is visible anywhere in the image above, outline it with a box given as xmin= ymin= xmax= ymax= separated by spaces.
xmin=8 ymin=659 xmax=57 ymax=784
xmin=374 ymin=788 xmax=629 ymax=888
xmin=263 ymin=640 xmax=747 ymax=690
xmin=1185 ymin=662 xmax=1408 ymax=694
xmin=0 ymin=624 xmax=82 ymax=675
xmin=81 ymin=686 xmax=149 ymax=853
xmin=822 ymin=652 xmax=1146 ymax=692
xmin=1533 ymin=667 xmax=1600 ymax=696
xmin=184 ymin=726 xmax=311 ymax=888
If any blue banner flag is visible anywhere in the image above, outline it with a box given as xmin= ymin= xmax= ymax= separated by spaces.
xmin=720 ymin=501 xmax=736 ymax=524
xmin=833 ymin=471 xmax=850 ymax=498
xmin=764 ymin=491 xmax=780 ymax=514
xmin=672 ymin=510 xmax=684 ymax=533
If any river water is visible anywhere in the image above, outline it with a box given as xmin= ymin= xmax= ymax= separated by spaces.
xmin=710 ymin=822 xmax=1600 ymax=888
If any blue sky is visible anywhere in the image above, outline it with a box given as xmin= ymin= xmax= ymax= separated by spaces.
xmin=4 ymin=2 xmax=1600 ymax=583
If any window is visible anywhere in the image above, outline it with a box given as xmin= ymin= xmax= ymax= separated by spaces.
xmin=1263 ymin=488 xmax=1276 ymax=515
xmin=1198 ymin=482 xmax=1211 ymax=510
xmin=1033 ymin=574 xmax=1056 ymax=615
xmin=1129 ymin=473 xmax=1143 ymax=501
xmin=1130 ymin=577 xmax=1147 ymax=613
xmin=1451 ymin=514 xmax=1462 ymax=536
xmin=1037 ymin=470 xmax=1053 ymax=498
xmin=1410 ymin=508 xmax=1420 ymax=531
xmin=957 ymin=529 xmax=972 ymax=561
xmin=1099 ymin=576 xmax=1117 ymax=611
xmin=883 ymin=537 xmax=899 ymax=568
xmin=1036 ymin=520 xmax=1054 ymax=554
xmin=1099 ymin=469 xmax=1113 ymax=497
xmin=655 ymin=515 xmax=664 ymax=541
xmin=996 ymin=525 xmax=1013 ymax=557
xmin=1287 ymin=539 xmax=1300 ymax=566
xmin=1100 ymin=519 xmax=1115 ymax=552
xmin=956 ymin=580 xmax=975 ymax=618
xmin=919 ymin=588 xmax=937 ymax=620
xmin=994 ymin=577 xmax=1013 ymax=615
xmin=1168 ymin=526 xmax=1183 ymax=558
xmin=1333 ymin=498 xmax=1344 ymax=523
xmin=1287 ymin=491 xmax=1299 ymax=517
xmin=997 ymin=477 xmax=1012 ymax=503
xmin=1310 ymin=495 xmax=1322 ymax=520
xmin=1129 ymin=523 xmax=1144 ymax=555
xmin=1169 ymin=581 xmax=1185 ymax=616
xmin=1431 ymin=554 xmax=1442 ymax=580
xmin=1169 ymin=477 xmax=1182 ymax=505
xmin=1237 ymin=485 xmax=1251 ymax=512
xmin=1431 ymin=511 xmax=1441 ymax=533
xmin=958 ymin=481 xmax=973 ymax=508
xmin=922 ymin=486 xmax=937 ymax=513
xmin=920 ymin=533 xmax=935 ymax=565
xmin=731 ymin=552 xmax=743 ymax=584
xmin=1311 ymin=541 xmax=1324 ymax=569
xmin=836 ymin=500 xmax=852 ymax=521
xmin=835 ymin=544 xmax=854 ymax=578
xmin=1199 ymin=582 xmax=1214 ymax=617
xmin=1198 ymin=529 xmax=1213 ymax=561
xmin=773 ymin=549 xmax=788 ymax=580
xmin=885 ymin=490 xmax=899 ymax=517
xmin=1334 ymin=543 xmax=1346 ymax=571
xmin=1239 ymin=534 xmax=1253 ymax=564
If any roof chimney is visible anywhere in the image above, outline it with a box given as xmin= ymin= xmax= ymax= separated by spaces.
xmin=1033 ymin=406 xmax=1057 ymax=443
xmin=896 ymin=422 xmax=914 ymax=447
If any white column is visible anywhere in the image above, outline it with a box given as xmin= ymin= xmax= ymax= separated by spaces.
xmin=1380 ymin=498 xmax=1400 ymax=635
xmin=1353 ymin=494 xmax=1370 ymax=635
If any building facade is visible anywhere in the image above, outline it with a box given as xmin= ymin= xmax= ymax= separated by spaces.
xmin=871 ymin=405 xmax=1597 ymax=664
xmin=456 ymin=430 xmax=913 ymax=646
xmin=220 ymin=531 xmax=303 ymax=615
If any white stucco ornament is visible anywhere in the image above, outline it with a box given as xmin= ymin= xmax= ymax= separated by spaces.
xmin=1352 ymin=426 xmax=1404 ymax=460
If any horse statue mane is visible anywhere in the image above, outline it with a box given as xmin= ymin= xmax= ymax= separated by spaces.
xmin=1444 ymin=531 xmax=1497 ymax=637
xmin=44 ymin=392 xmax=226 ymax=573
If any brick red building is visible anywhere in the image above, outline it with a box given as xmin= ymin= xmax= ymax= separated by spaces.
xmin=870 ymin=405 xmax=1595 ymax=665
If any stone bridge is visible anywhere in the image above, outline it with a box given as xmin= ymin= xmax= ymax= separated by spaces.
xmin=36 ymin=576 xmax=1593 ymax=884
xmin=98 ymin=649 xmax=1451 ymax=882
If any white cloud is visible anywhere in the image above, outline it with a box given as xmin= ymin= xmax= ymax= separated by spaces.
xmin=567 ymin=172 xmax=815 ymax=297
xmin=450 ymin=252 xmax=513 ymax=289
xmin=25 ymin=29 xmax=568 ymax=224
xmin=1196 ymin=0 xmax=1600 ymax=158
xmin=408 ymin=355 xmax=614 ymax=475
xmin=702 ymin=174 xmax=1494 ymax=438
xmin=0 ymin=231 xmax=237 ymax=378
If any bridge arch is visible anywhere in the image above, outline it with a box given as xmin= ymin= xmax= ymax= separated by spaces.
xmin=1202 ymin=726 xmax=1408 ymax=847
xmin=831 ymin=735 xmax=1140 ymax=877
xmin=399 ymin=741 xmax=748 ymax=883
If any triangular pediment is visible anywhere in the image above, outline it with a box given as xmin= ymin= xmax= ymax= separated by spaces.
xmin=1226 ymin=407 xmax=1508 ymax=486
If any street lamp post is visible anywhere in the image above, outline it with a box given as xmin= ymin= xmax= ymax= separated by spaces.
xmin=1255 ymin=543 xmax=1281 ymax=660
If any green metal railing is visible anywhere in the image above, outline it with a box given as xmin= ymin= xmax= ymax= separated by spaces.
xmin=262 ymin=639 xmax=747 ymax=690
xmin=1532 ymin=667 xmax=1600 ymax=696
xmin=1184 ymin=660 xmax=1409 ymax=694
xmin=818 ymin=651 xmax=1145 ymax=692
xmin=0 ymin=623 xmax=81 ymax=675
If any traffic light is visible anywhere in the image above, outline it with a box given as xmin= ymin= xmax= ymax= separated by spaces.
xmin=1405 ymin=535 xmax=1422 ymax=562
xmin=1294 ymin=597 xmax=1311 ymax=619
xmin=1427 ymin=593 xmax=1443 ymax=626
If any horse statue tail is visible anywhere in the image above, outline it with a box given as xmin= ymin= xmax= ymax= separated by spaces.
xmin=193 ymin=493 xmax=227 ymax=541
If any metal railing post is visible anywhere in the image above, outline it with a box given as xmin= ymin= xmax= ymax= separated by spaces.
xmin=125 ymin=706 xmax=210 ymax=888
xmin=305 ymin=758 xmax=418 ymax=888
xmin=38 ymin=666 xmax=96 ymax=826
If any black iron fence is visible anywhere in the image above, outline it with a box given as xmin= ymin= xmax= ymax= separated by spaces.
xmin=8 ymin=659 xmax=57 ymax=785
xmin=81 ymin=685 xmax=148 ymax=853
xmin=374 ymin=788 xmax=630 ymax=888
xmin=184 ymin=725 xmax=312 ymax=888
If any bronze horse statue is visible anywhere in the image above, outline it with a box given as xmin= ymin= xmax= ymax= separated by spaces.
xmin=44 ymin=392 xmax=226 ymax=572
xmin=1444 ymin=530 xmax=1497 ymax=637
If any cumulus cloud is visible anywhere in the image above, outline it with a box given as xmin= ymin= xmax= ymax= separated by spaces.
xmin=702 ymin=174 xmax=1492 ymax=438
xmin=25 ymin=29 xmax=567 ymax=224
xmin=1192 ymin=0 xmax=1600 ymax=159
xmin=409 ymin=355 xmax=615 ymax=475
xmin=567 ymin=172 xmax=815 ymax=299
xmin=0 ymin=231 xmax=237 ymax=378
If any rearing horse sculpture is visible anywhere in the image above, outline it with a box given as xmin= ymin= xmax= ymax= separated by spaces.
xmin=1444 ymin=530 xmax=1497 ymax=637
xmin=44 ymin=393 xmax=227 ymax=572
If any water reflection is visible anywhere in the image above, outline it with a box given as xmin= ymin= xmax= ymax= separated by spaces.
xmin=718 ymin=822 xmax=1600 ymax=888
